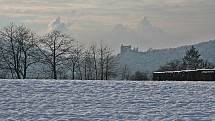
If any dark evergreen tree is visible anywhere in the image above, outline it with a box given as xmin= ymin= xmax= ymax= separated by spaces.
xmin=157 ymin=59 xmax=182 ymax=72
xmin=182 ymin=46 xmax=203 ymax=70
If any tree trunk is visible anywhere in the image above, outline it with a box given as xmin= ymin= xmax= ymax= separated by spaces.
xmin=53 ymin=40 xmax=57 ymax=79
xmin=105 ymin=56 xmax=109 ymax=80
xmin=84 ymin=62 xmax=87 ymax=80
xmin=72 ymin=64 xmax=75 ymax=80
xmin=23 ymin=52 xmax=27 ymax=79
xmin=100 ymin=53 xmax=103 ymax=80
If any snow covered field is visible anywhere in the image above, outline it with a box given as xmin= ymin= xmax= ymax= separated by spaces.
xmin=0 ymin=80 xmax=215 ymax=121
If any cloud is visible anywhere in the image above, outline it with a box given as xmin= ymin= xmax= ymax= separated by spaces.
xmin=48 ymin=17 xmax=71 ymax=33
xmin=108 ymin=17 xmax=173 ymax=50
xmin=73 ymin=17 xmax=174 ymax=52
xmin=0 ymin=0 xmax=215 ymax=52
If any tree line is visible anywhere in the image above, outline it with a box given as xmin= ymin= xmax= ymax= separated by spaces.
xmin=1 ymin=23 xmax=213 ymax=80
xmin=157 ymin=46 xmax=214 ymax=72
xmin=0 ymin=23 xmax=118 ymax=80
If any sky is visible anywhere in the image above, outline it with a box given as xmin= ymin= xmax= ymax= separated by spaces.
xmin=0 ymin=0 xmax=215 ymax=52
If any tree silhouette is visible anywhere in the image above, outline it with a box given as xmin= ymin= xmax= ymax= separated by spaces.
xmin=37 ymin=31 xmax=73 ymax=79
xmin=158 ymin=59 xmax=182 ymax=72
xmin=182 ymin=46 xmax=203 ymax=70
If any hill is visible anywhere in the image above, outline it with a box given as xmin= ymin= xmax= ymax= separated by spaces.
xmin=118 ymin=40 xmax=215 ymax=72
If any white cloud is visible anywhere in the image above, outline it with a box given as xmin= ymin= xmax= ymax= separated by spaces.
xmin=0 ymin=0 xmax=215 ymax=51
xmin=73 ymin=17 xmax=174 ymax=52
xmin=48 ymin=17 xmax=71 ymax=34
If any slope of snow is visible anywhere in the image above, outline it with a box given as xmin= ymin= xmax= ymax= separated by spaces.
xmin=0 ymin=80 xmax=215 ymax=121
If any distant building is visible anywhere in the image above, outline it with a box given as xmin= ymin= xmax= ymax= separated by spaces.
xmin=119 ymin=40 xmax=215 ymax=73
xmin=120 ymin=44 xmax=139 ymax=54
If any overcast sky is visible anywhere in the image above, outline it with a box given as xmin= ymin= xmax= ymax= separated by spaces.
xmin=0 ymin=0 xmax=215 ymax=52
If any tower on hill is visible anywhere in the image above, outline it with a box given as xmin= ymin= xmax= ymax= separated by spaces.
xmin=120 ymin=44 xmax=139 ymax=54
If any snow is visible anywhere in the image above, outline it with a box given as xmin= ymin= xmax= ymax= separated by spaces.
xmin=0 ymin=79 xmax=215 ymax=121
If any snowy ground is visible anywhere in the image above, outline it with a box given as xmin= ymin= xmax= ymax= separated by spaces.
xmin=0 ymin=80 xmax=215 ymax=121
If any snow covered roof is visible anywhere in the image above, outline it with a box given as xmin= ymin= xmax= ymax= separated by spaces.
xmin=197 ymin=69 xmax=215 ymax=71
xmin=181 ymin=70 xmax=197 ymax=72
xmin=153 ymin=71 xmax=182 ymax=74
xmin=154 ymin=69 xmax=215 ymax=74
xmin=153 ymin=72 xmax=165 ymax=74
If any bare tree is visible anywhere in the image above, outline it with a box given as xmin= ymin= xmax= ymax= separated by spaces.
xmin=37 ymin=30 xmax=73 ymax=79
xmin=90 ymin=44 xmax=98 ymax=80
xmin=83 ymin=48 xmax=94 ymax=80
xmin=104 ymin=48 xmax=118 ymax=80
xmin=98 ymin=43 xmax=106 ymax=80
xmin=0 ymin=23 xmax=37 ymax=79
xmin=66 ymin=42 xmax=83 ymax=80
xmin=98 ymin=43 xmax=118 ymax=80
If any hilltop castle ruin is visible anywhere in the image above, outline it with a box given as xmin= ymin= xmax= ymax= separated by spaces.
xmin=120 ymin=44 xmax=139 ymax=54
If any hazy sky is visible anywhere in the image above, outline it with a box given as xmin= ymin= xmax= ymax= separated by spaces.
xmin=0 ymin=0 xmax=215 ymax=52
